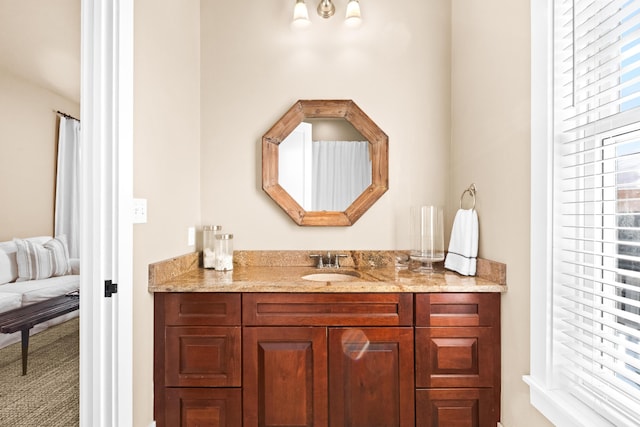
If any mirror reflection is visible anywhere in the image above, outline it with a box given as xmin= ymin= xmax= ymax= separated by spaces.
xmin=279 ymin=119 xmax=372 ymax=211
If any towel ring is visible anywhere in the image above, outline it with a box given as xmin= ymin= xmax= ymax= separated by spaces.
xmin=460 ymin=184 xmax=477 ymax=210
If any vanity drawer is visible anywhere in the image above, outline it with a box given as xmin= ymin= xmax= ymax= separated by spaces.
xmin=164 ymin=388 xmax=242 ymax=427
xmin=243 ymin=293 xmax=413 ymax=326
xmin=415 ymin=388 xmax=495 ymax=427
xmin=415 ymin=293 xmax=500 ymax=327
xmin=164 ymin=293 xmax=241 ymax=326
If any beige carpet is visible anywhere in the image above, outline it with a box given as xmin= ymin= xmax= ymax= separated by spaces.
xmin=0 ymin=318 xmax=79 ymax=426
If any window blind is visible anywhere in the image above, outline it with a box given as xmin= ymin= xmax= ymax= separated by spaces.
xmin=553 ymin=0 xmax=640 ymax=424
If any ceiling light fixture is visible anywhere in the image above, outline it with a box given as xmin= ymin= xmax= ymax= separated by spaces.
xmin=292 ymin=0 xmax=311 ymax=28
xmin=344 ymin=0 xmax=362 ymax=26
xmin=317 ymin=0 xmax=336 ymax=18
xmin=291 ymin=0 xmax=362 ymax=27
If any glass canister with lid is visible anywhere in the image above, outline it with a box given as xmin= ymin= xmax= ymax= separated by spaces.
xmin=214 ymin=233 xmax=234 ymax=270
xmin=202 ymin=225 xmax=222 ymax=269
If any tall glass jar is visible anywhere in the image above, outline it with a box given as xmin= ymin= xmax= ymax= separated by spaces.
xmin=202 ymin=225 xmax=221 ymax=269
xmin=214 ymin=233 xmax=234 ymax=270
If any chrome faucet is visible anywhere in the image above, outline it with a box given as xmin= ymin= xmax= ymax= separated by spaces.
xmin=334 ymin=253 xmax=348 ymax=268
xmin=310 ymin=252 xmax=348 ymax=268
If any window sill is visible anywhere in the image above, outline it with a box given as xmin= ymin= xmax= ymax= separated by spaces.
xmin=523 ymin=376 xmax=616 ymax=427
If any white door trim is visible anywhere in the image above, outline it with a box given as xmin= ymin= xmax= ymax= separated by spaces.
xmin=79 ymin=1 xmax=133 ymax=426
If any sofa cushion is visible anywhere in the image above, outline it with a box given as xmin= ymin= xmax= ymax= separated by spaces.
xmin=0 ymin=236 xmax=51 ymax=284
xmin=0 ymin=251 xmax=13 ymax=285
xmin=0 ymin=275 xmax=79 ymax=306
xmin=0 ymin=291 xmax=22 ymax=313
xmin=14 ymin=236 xmax=71 ymax=281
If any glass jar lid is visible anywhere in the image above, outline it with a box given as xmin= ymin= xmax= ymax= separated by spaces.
xmin=215 ymin=233 xmax=233 ymax=240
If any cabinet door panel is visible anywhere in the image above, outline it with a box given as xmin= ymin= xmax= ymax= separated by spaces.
xmin=165 ymin=388 xmax=242 ymax=427
xmin=416 ymin=388 xmax=495 ymax=427
xmin=243 ymin=327 xmax=328 ymax=427
xmin=329 ymin=327 xmax=414 ymax=427
xmin=415 ymin=326 xmax=495 ymax=388
xmin=165 ymin=326 xmax=241 ymax=387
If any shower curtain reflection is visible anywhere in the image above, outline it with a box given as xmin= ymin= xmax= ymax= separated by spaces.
xmin=312 ymin=140 xmax=371 ymax=211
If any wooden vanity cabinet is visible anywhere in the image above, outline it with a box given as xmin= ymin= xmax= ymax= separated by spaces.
xmin=242 ymin=293 xmax=415 ymax=427
xmin=414 ymin=293 xmax=501 ymax=427
xmin=155 ymin=291 xmax=501 ymax=427
xmin=154 ymin=293 xmax=242 ymax=427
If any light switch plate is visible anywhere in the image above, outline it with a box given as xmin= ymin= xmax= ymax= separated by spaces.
xmin=188 ymin=226 xmax=195 ymax=246
xmin=132 ymin=198 xmax=147 ymax=224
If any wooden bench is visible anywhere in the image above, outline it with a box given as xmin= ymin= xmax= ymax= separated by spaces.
xmin=0 ymin=294 xmax=79 ymax=375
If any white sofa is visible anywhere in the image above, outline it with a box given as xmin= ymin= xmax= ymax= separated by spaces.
xmin=0 ymin=236 xmax=79 ymax=349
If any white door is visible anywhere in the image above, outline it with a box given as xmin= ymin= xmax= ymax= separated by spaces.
xmin=79 ymin=1 xmax=133 ymax=426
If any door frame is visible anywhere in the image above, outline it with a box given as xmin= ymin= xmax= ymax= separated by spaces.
xmin=79 ymin=1 xmax=134 ymax=426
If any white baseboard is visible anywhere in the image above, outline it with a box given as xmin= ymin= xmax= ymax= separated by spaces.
xmin=148 ymin=422 xmax=156 ymax=427
xmin=498 ymin=423 xmax=505 ymax=427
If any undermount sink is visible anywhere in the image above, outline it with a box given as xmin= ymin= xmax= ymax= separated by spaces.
xmin=301 ymin=271 xmax=360 ymax=282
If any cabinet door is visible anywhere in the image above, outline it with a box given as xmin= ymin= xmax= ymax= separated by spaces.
xmin=165 ymin=326 xmax=241 ymax=387
xmin=415 ymin=326 xmax=496 ymax=388
xmin=328 ymin=327 xmax=415 ymax=427
xmin=164 ymin=388 xmax=242 ymax=427
xmin=243 ymin=327 xmax=328 ymax=427
xmin=416 ymin=388 xmax=495 ymax=427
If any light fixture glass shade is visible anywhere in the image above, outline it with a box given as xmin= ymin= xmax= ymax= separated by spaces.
xmin=292 ymin=0 xmax=311 ymax=28
xmin=345 ymin=0 xmax=362 ymax=26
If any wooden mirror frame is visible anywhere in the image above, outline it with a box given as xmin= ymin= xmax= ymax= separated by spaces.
xmin=262 ymin=99 xmax=389 ymax=226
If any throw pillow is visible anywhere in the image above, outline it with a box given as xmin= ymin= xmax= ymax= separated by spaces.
xmin=14 ymin=235 xmax=72 ymax=281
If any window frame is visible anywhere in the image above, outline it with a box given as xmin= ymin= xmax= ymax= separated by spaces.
xmin=527 ymin=1 xmax=640 ymax=426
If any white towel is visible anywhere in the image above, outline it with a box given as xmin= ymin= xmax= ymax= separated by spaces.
xmin=444 ymin=208 xmax=478 ymax=276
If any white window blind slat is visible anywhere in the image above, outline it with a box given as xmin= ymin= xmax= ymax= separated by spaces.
xmin=561 ymin=235 xmax=640 ymax=249
xmin=559 ymin=255 xmax=640 ymax=278
xmin=559 ymin=279 xmax=640 ymax=311
xmin=561 ymin=249 xmax=640 ymax=272
xmin=563 ymin=305 xmax=640 ymax=343
xmin=560 ymin=352 xmax=640 ymax=406
xmin=562 ymin=329 xmax=640 ymax=374
xmin=552 ymin=0 xmax=640 ymax=422
xmin=563 ymin=317 xmax=640 ymax=356
xmin=562 ymin=362 xmax=640 ymax=420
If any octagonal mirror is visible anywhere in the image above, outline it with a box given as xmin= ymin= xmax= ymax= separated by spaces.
xmin=262 ymin=100 xmax=388 ymax=226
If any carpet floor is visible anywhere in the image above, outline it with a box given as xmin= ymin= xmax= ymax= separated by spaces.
xmin=0 ymin=318 xmax=79 ymax=426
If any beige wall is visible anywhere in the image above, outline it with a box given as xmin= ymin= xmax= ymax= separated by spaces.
xmin=200 ymin=0 xmax=451 ymax=250
xmin=132 ymin=1 xmax=201 ymax=425
xmin=132 ymin=1 xmax=551 ymax=426
xmin=0 ymin=69 xmax=79 ymax=241
xmin=451 ymin=0 xmax=551 ymax=426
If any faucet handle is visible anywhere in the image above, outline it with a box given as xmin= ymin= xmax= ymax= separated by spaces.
xmin=309 ymin=254 xmax=324 ymax=268
xmin=334 ymin=254 xmax=348 ymax=268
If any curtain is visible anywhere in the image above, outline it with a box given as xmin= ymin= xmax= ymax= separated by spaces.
xmin=312 ymin=140 xmax=371 ymax=211
xmin=55 ymin=116 xmax=81 ymax=258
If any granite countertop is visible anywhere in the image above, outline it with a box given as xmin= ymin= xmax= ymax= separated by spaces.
xmin=148 ymin=251 xmax=507 ymax=294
